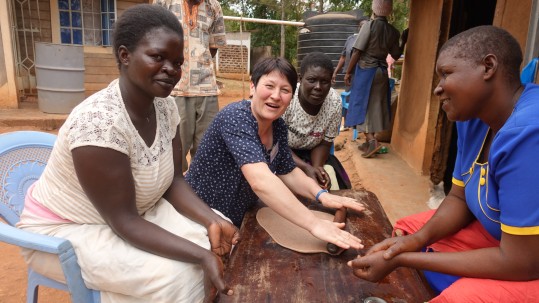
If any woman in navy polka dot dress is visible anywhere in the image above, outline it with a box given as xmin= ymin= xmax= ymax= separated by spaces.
xmin=186 ymin=57 xmax=365 ymax=251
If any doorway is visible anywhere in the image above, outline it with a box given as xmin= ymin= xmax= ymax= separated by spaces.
xmin=435 ymin=0 xmax=497 ymax=194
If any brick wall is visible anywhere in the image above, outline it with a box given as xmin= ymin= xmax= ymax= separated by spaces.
xmin=218 ymin=44 xmax=248 ymax=73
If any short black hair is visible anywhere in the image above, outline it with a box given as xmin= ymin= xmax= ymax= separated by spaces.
xmin=299 ymin=52 xmax=334 ymax=76
xmin=440 ymin=25 xmax=522 ymax=84
xmin=112 ymin=4 xmax=183 ymax=67
xmin=251 ymin=57 xmax=298 ymax=95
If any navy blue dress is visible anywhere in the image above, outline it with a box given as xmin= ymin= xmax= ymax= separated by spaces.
xmin=186 ymin=100 xmax=296 ymax=226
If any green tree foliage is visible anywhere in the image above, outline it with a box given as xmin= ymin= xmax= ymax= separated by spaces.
xmin=219 ymin=0 xmax=408 ymax=67
xmin=326 ymin=0 xmax=361 ymax=12
xmin=220 ymin=0 xmax=307 ymax=63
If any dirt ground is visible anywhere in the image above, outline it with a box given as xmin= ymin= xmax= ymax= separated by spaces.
xmin=0 ymin=77 xmax=361 ymax=302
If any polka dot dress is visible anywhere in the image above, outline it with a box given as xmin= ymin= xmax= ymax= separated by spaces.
xmin=186 ymin=100 xmax=296 ymax=226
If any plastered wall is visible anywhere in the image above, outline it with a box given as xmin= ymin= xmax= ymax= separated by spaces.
xmin=0 ymin=1 xmax=18 ymax=109
xmin=390 ymin=0 xmax=445 ymax=174
xmin=391 ymin=0 xmax=533 ymax=175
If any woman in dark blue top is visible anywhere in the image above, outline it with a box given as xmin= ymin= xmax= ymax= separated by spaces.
xmin=348 ymin=26 xmax=539 ymax=302
xmin=186 ymin=57 xmax=365 ymax=251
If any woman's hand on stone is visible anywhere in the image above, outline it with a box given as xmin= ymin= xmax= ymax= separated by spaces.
xmin=318 ymin=193 xmax=365 ymax=214
xmin=310 ymin=219 xmax=363 ymax=250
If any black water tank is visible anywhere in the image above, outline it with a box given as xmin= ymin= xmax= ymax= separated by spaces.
xmin=298 ymin=10 xmax=365 ymax=89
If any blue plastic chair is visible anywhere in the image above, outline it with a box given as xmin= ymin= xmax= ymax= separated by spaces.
xmin=0 ymin=131 xmax=100 ymax=303
xmin=521 ymin=57 xmax=538 ymax=84
xmin=340 ymin=91 xmax=359 ymax=142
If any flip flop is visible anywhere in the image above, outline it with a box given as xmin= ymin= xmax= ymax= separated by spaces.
xmin=358 ymin=141 xmax=369 ymax=152
xmin=361 ymin=141 xmax=382 ymax=158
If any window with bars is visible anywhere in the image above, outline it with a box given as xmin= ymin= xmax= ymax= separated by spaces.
xmin=58 ymin=0 xmax=115 ymax=46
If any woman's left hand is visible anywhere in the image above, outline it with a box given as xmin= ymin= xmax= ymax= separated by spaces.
xmin=347 ymin=250 xmax=400 ymax=282
xmin=202 ymin=251 xmax=233 ymax=303
xmin=207 ymin=219 xmax=241 ymax=256
xmin=318 ymin=192 xmax=365 ymax=214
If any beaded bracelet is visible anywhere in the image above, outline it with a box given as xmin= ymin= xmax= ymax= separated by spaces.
xmin=315 ymin=189 xmax=328 ymax=203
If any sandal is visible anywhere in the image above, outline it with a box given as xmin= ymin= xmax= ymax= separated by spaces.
xmin=358 ymin=141 xmax=369 ymax=152
xmin=361 ymin=140 xmax=382 ymax=158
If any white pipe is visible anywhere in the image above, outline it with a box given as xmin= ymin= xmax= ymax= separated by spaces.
xmin=224 ymin=16 xmax=305 ymax=27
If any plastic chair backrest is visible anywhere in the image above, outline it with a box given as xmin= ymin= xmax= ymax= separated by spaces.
xmin=0 ymin=131 xmax=100 ymax=303
xmin=0 ymin=131 xmax=56 ymax=226
xmin=339 ymin=91 xmax=358 ymax=143
xmin=341 ymin=91 xmax=351 ymax=111
xmin=521 ymin=58 xmax=538 ymax=84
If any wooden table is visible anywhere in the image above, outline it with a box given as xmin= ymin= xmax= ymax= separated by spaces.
xmin=219 ymin=189 xmax=434 ymax=303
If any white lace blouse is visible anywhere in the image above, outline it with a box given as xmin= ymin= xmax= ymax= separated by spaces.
xmin=29 ymin=79 xmax=180 ymax=224
xmin=282 ymin=85 xmax=342 ymax=150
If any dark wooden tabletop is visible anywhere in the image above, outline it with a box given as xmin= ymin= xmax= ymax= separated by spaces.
xmin=219 ymin=189 xmax=434 ymax=303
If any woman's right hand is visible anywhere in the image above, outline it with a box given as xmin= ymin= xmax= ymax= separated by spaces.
xmin=365 ymin=233 xmax=425 ymax=260
xmin=310 ymin=219 xmax=363 ymax=250
xmin=344 ymin=73 xmax=352 ymax=87
xmin=202 ymin=251 xmax=233 ymax=303
xmin=314 ymin=166 xmax=331 ymax=189
xmin=207 ymin=218 xmax=240 ymax=257
xmin=303 ymin=165 xmax=329 ymax=189
xmin=348 ymin=249 xmax=400 ymax=282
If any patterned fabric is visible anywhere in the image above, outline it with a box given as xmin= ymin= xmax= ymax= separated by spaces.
xmin=20 ymin=79 xmax=180 ymax=224
xmin=452 ymin=83 xmax=539 ymax=240
xmin=186 ymin=100 xmax=296 ymax=226
xmin=282 ymin=84 xmax=342 ymax=149
xmin=155 ymin=0 xmax=226 ymax=97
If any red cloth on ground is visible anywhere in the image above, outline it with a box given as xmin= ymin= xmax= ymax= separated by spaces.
xmin=394 ymin=210 xmax=539 ymax=303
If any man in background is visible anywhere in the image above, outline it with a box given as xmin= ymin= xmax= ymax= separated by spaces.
xmin=155 ymin=0 xmax=227 ymax=172
xmin=332 ymin=17 xmax=369 ymax=91
xmin=333 ymin=17 xmax=368 ymax=130
xmin=344 ymin=0 xmax=406 ymax=158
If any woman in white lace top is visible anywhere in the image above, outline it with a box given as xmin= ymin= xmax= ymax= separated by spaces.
xmin=17 ymin=5 xmax=239 ymax=303
xmin=282 ymin=52 xmax=351 ymax=190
